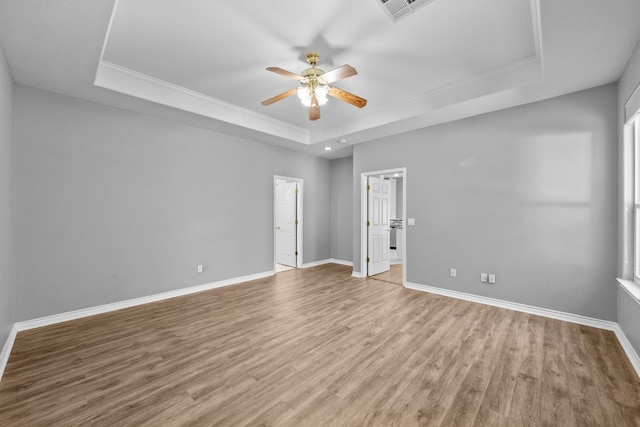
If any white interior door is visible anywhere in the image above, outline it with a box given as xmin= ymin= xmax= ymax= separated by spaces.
xmin=275 ymin=182 xmax=297 ymax=267
xmin=367 ymin=177 xmax=391 ymax=276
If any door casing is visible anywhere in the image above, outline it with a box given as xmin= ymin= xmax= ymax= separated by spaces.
xmin=359 ymin=168 xmax=407 ymax=284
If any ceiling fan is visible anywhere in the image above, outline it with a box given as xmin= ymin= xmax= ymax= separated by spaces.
xmin=261 ymin=52 xmax=367 ymax=121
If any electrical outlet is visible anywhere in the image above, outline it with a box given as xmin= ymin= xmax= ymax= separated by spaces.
xmin=197 ymin=265 xmax=203 ymax=273
xmin=450 ymin=268 xmax=456 ymax=278
xmin=488 ymin=274 xmax=496 ymax=284
xmin=481 ymin=273 xmax=488 ymax=283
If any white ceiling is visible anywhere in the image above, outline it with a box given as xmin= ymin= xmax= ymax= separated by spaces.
xmin=1 ymin=0 xmax=640 ymax=158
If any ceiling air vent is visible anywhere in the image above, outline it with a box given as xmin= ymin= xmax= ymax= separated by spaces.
xmin=378 ymin=0 xmax=437 ymax=22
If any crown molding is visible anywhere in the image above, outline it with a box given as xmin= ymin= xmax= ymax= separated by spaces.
xmin=95 ymin=60 xmax=311 ymax=144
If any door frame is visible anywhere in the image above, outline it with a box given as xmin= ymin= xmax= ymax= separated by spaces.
xmin=274 ymin=175 xmax=303 ymax=270
xmin=359 ymin=168 xmax=407 ymax=285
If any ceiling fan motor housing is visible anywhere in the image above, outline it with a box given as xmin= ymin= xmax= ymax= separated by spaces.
xmin=302 ymin=52 xmax=326 ymax=84
xmin=305 ymin=52 xmax=320 ymax=66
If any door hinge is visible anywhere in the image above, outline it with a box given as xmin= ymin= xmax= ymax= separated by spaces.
xmin=295 ymin=187 xmax=299 ymax=194
xmin=367 ymin=257 xmax=370 ymax=263
xmin=295 ymin=219 xmax=299 ymax=225
xmin=366 ymin=221 xmax=370 ymax=226
xmin=367 ymin=185 xmax=371 ymax=191
xmin=295 ymin=251 xmax=298 ymax=256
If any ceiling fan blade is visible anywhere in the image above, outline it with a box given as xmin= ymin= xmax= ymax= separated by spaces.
xmin=328 ymin=86 xmax=367 ymax=108
xmin=309 ymin=96 xmax=320 ymax=121
xmin=261 ymin=88 xmax=297 ymax=106
xmin=321 ymin=65 xmax=357 ymax=84
xmin=266 ymin=67 xmax=305 ymax=81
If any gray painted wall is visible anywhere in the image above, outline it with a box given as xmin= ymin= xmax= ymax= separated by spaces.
xmin=330 ymin=156 xmax=353 ymax=262
xmin=617 ymin=39 xmax=640 ymax=352
xmin=353 ymin=84 xmax=618 ymax=320
xmin=0 ymin=44 xmax=15 ymax=347
xmin=14 ymin=86 xmax=331 ymax=321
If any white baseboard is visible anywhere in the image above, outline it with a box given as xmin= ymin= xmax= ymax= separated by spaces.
xmin=352 ymin=271 xmax=364 ymax=278
xmin=14 ymin=270 xmax=274 ymax=332
xmin=613 ymin=324 xmax=640 ymax=378
xmin=301 ymin=259 xmax=353 ymax=268
xmin=0 ymin=325 xmax=18 ymax=381
xmin=406 ymin=281 xmax=640 ymax=378
xmin=301 ymin=259 xmax=331 ymax=269
xmin=405 ymin=282 xmax=617 ymax=330
xmin=330 ymin=259 xmax=353 ymax=267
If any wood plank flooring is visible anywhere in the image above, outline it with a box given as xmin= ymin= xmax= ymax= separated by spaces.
xmin=370 ymin=264 xmax=403 ymax=286
xmin=0 ymin=263 xmax=639 ymax=426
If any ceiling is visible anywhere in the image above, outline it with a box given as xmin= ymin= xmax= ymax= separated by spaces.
xmin=1 ymin=0 xmax=640 ymax=159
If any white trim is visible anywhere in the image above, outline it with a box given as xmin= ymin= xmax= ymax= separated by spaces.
xmin=613 ymin=324 xmax=640 ymax=378
xmin=617 ymin=278 xmax=640 ymax=302
xmin=309 ymin=55 xmax=542 ymax=146
xmin=299 ymin=259 xmax=353 ymax=268
xmin=405 ymin=281 xmax=617 ymax=330
xmin=360 ymin=168 xmax=407 ymax=284
xmin=95 ymin=61 xmax=310 ymax=145
xmin=615 ymin=280 xmax=640 ymax=377
xmin=360 ymin=174 xmax=368 ymax=277
xmin=301 ymin=259 xmax=332 ymax=269
xmin=0 ymin=325 xmax=18 ymax=381
xmin=14 ymin=271 xmax=274 ymax=332
xmin=530 ymin=0 xmax=543 ymax=70
xmin=94 ymin=0 xmax=120 ymax=81
xmin=352 ymin=271 xmax=365 ymax=278
xmin=330 ymin=259 xmax=353 ymax=267
xmin=625 ymin=81 xmax=640 ymax=123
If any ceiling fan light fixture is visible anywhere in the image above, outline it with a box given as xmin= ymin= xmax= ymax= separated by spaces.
xmin=296 ymin=86 xmax=311 ymax=106
xmin=262 ymin=52 xmax=366 ymax=120
xmin=315 ymin=84 xmax=329 ymax=104
xmin=297 ymin=83 xmax=329 ymax=107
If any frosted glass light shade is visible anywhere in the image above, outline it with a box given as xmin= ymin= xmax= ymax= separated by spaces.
xmin=297 ymin=84 xmax=329 ymax=106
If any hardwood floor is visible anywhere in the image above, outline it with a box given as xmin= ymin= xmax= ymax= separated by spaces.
xmin=370 ymin=264 xmax=403 ymax=285
xmin=1 ymin=263 xmax=639 ymax=426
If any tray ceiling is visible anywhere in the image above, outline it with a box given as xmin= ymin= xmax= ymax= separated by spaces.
xmin=1 ymin=0 xmax=640 ymax=157
xmin=96 ymin=0 xmax=541 ymax=146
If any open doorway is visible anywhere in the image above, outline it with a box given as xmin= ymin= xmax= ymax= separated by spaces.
xmin=274 ymin=176 xmax=303 ymax=272
xmin=360 ymin=168 xmax=407 ymax=286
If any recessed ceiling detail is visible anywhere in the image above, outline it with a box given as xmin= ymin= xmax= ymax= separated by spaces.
xmin=94 ymin=0 xmax=543 ymax=148
xmin=2 ymin=0 xmax=639 ymax=159
xmin=378 ymin=0 xmax=437 ymax=22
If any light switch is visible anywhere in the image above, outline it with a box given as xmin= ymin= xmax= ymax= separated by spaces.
xmin=488 ymin=274 xmax=496 ymax=284
xmin=481 ymin=273 xmax=488 ymax=283
xmin=407 ymin=218 xmax=416 ymax=226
